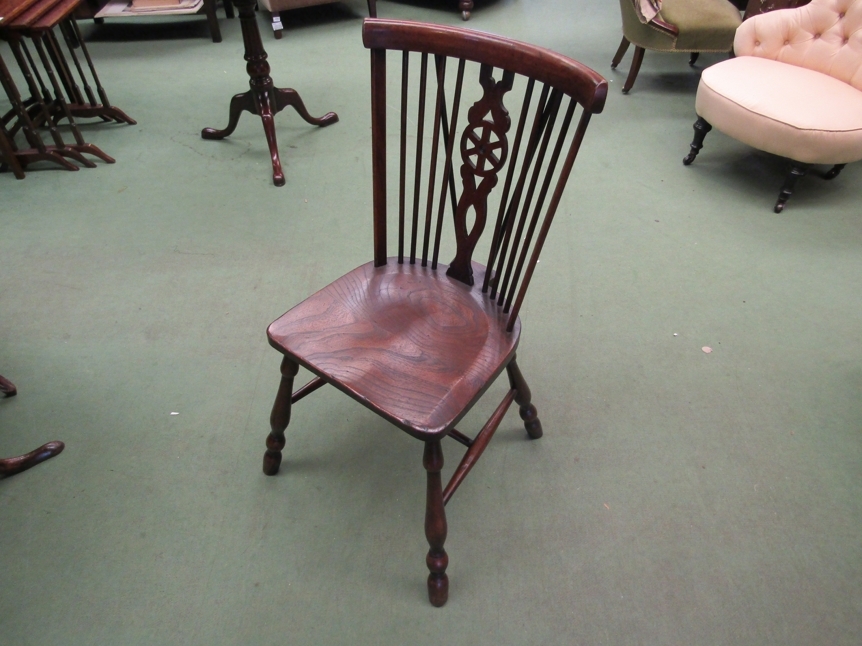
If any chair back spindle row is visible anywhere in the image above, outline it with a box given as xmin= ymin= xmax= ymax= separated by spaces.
xmin=365 ymin=19 xmax=607 ymax=331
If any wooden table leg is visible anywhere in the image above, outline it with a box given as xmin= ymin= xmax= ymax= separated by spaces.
xmin=56 ymin=21 xmax=136 ymax=125
xmin=200 ymin=0 xmax=337 ymax=187
xmin=34 ymin=34 xmax=115 ymax=163
xmin=0 ymin=48 xmax=79 ymax=172
xmin=0 ymin=375 xmax=65 ymax=479
xmin=0 ymin=122 xmax=26 ymax=179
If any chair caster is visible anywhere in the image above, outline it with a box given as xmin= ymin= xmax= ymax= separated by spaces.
xmin=462 ymin=10 xmax=470 ymax=20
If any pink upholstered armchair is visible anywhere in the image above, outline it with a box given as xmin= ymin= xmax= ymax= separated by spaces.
xmin=683 ymin=0 xmax=862 ymax=211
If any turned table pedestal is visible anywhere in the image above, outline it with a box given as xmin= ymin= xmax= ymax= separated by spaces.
xmin=201 ymin=0 xmax=337 ymax=186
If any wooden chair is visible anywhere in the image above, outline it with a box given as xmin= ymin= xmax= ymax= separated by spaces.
xmin=611 ymin=0 xmax=742 ymax=93
xmin=262 ymin=18 xmax=606 ymax=606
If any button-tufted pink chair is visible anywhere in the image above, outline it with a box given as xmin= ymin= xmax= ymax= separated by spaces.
xmin=682 ymin=0 xmax=862 ymax=212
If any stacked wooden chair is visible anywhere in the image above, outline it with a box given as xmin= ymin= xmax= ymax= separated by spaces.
xmin=0 ymin=0 xmax=134 ymax=178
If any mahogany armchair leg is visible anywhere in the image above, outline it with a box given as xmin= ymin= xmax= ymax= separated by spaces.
xmin=774 ymin=163 xmax=808 ymax=213
xmin=683 ymin=116 xmax=712 ymax=165
xmin=263 ymin=356 xmax=299 ymax=475
xmin=611 ymin=36 xmax=630 ymax=69
xmin=423 ymin=439 xmax=449 ymax=607
xmin=622 ymin=46 xmax=644 ymax=94
xmin=506 ymin=356 xmax=542 ymax=439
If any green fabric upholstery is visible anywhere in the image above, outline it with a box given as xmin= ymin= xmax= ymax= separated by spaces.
xmin=620 ymin=0 xmax=742 ymax=52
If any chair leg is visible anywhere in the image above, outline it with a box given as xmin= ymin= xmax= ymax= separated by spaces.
xmin=506 ymin=356 xmax=542 ymax=439
xmin=689 ymin=52 xmax=700 ymax=66
xmin=823 ymin=164 xmax=845 ymax=180
xmin=774 ymin=163 xmax=808 ymax=213
xmin=263 ymin=356 xmax=299 ymax=475
xmin=622 ymin=46 xmax=645 ymax=94
xmin=683 ymin=116 xmax=712 ymax=165
xmin=0 ymin=374 xmax=17 ymax=397
xmin=423 ymin=439 xmax=449 ymax=607
xmin=611 ymin=36 xmax=630 ymax=69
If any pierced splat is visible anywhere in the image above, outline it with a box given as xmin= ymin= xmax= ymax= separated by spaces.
xmin=446 ymin=65 xmax=515 ymax=285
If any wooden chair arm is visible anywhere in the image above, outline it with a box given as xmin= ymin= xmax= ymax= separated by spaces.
xmin=650 ymin=16 xmax=679 ymax=37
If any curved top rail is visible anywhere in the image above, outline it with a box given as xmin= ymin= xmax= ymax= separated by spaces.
xmin=362 ymin=18 xmax=608 ymax=113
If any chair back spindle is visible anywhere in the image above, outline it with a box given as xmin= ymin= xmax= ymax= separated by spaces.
xmin=364 ymin=19 xmax=607 ymax=331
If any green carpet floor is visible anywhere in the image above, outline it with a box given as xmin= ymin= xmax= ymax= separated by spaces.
xmin=2 ymin=1 xmax=861 ymax=643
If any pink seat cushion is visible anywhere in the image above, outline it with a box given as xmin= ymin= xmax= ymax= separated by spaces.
xmin=696 ymin=55 xmax=862 ymax=164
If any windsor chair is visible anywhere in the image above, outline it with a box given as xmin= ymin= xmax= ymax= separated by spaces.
xmin=262 ymin=18 xmax=607 ymax=606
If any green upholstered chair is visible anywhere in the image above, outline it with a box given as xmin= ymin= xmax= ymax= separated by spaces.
xmin=611 ymin=0 xmax=743 ymax=93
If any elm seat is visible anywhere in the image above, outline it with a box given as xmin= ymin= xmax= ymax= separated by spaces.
xmin=683 ymin=0 xmax=862 ymax=212
xmin=612 ymin=0 xmax=743 ymax=93
xmin=268 ymin=261 xmax=519 ymax=438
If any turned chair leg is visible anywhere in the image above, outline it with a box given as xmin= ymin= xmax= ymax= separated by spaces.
xmin=774 ymin=163 xmax=809 ymax=213
xmin=683 ymin=116 xmax=712 ymax=165
xmin=423 ymin=439 xmax=449 ymax=607
xmin=622 ymin=46 xmax=645 ymax=94
xmin=263 ymin=356 xmax=299 ymax=475
xmin=611 ymin=36 xmax=630 ymax=70
xmin=506 ymin=356 xmax=542 ymax=439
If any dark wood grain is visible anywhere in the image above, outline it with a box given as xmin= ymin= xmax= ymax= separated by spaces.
xmin=268 ymin=260 xmax=520 ymax=439
xmin=263 ymin=21 xmax=605 ymax=605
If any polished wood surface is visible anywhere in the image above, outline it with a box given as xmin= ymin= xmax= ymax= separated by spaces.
xmin=268 ymin=261 xmax=520 ymax=438
xmin=201 ymin=0 xmax=337 ymax=186
xmin=264 ymin=18 xmax=606 ymax=605
xmin=0 ymin=375 xmax=65 ymax=479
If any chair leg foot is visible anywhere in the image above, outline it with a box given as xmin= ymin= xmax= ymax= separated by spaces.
xmin=507 ymin=356 xmax=543 ymax=439
xmin=683 ymin=116 xmax=712 ymax=165
xmin=0 ymin=374 xmax=17 ymax=397
xmin=263 ymin=356 xmax=299 ymax=475
xmin=622 ymin=46 xmax=644 ymax=94
xmin=689 ymin=52 xmax=700 ymax=66
xmin=423 ymin=439 xmax=449 ymax=607
xmin=822 ymin=163 xmax=845 ymax=180
xmin=0 ymin=441 xmax=65 ymax=478
xmin=774 ymin=163 xmax=808 ymax=213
